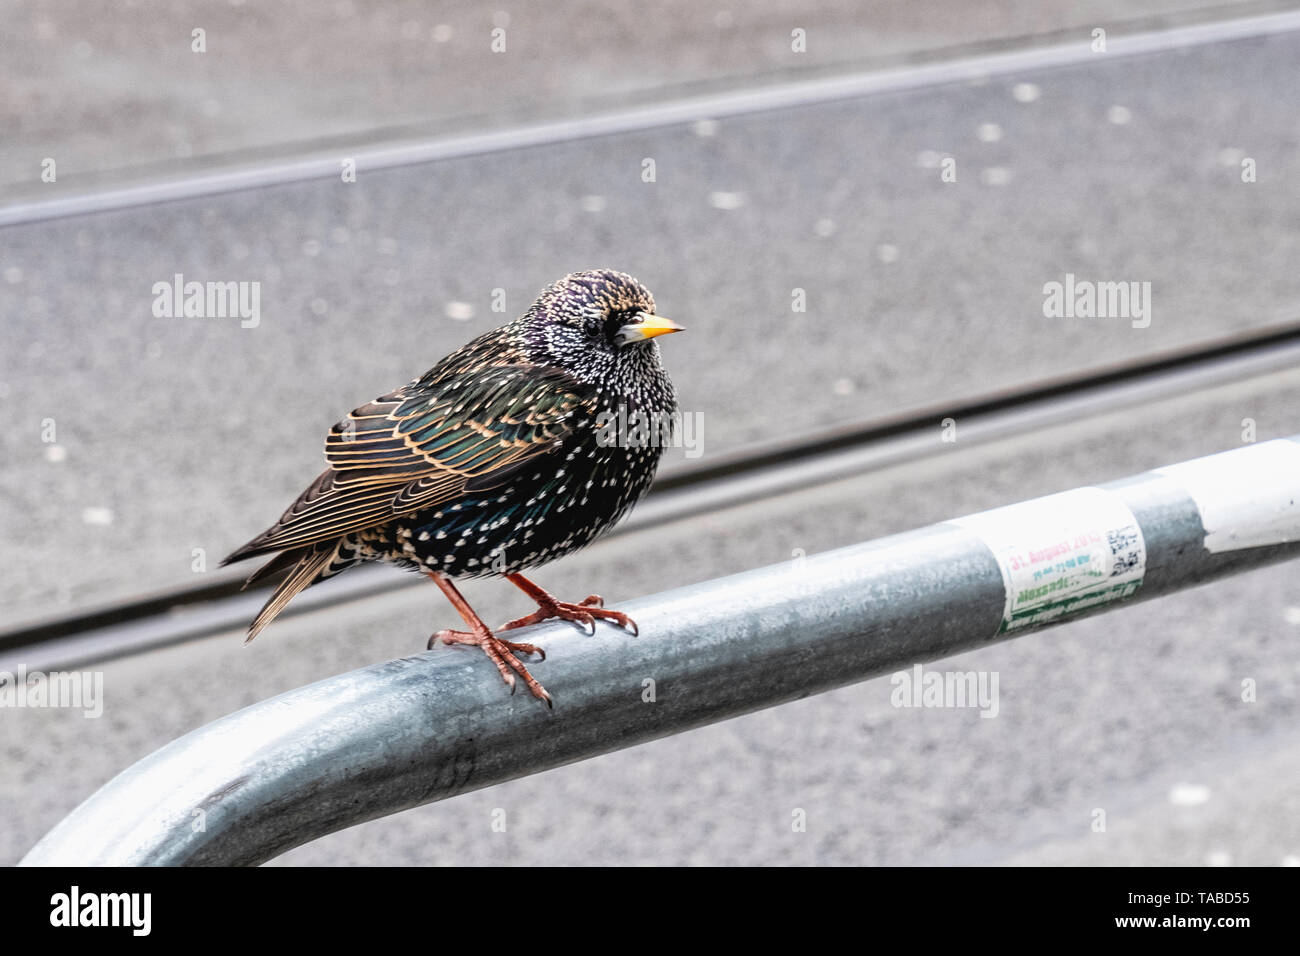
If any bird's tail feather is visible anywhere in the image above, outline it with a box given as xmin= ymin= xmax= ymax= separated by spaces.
xmin=244 ymin=544 xmax=337 ymax=644
xmin=239 ymin=547 xmax=303 ymax=590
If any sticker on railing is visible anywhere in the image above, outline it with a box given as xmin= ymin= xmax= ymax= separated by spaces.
xmin=949 ymin=487 xmax=1146 ymax=635
xmin=1155 ymin=439 xmax=1300 ymax=553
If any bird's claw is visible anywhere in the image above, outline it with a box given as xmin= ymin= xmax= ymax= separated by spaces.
xmin=431 ymin=627 xmax=551 ymax=705
xmin=577 ymin=594 xmax=636 ymax=634
xmin=498 ymin=596 xmax=637 ymax=638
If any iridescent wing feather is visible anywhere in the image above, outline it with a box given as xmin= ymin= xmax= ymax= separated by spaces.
xmin=224 ymin=364 xmax=591 ymax=562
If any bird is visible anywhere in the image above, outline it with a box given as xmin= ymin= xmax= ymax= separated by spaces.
xmin=222 ymin=269 xmax=683 ymax=706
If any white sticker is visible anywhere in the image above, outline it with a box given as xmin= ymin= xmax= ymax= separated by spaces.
xmin=1156 ymin=439 xmax=1300 ymax=553
xmin=950 ymin=487 xmax=1146 ymax=634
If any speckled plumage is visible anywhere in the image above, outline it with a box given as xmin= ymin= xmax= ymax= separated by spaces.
xmin=223 ymin=270 xmax=680 ymax=702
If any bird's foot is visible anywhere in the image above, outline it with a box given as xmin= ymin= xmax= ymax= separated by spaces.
xmin=429 ymin=625 xmax=551 ymax=707
xmin=499 ymin=592 xmax=639 ymax=637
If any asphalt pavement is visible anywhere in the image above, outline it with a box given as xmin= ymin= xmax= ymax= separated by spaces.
xmin=1 ymin=0 xmax=1270 ymax=196
xmin=2 ymin=8 xmax=1299 ymax=867
xmin=4 ymin=27 xmax=1300 ymax=626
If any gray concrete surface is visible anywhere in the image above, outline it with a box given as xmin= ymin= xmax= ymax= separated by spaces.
xmin=4 ymin=28 xmax=1300 ymax=626
xmin=1 ymin=0 xmax=1270 ymax=198
xmin=4 ymin=8 xmax=1300 ymax=869
xmin=3 ymin=367 xmax=1299 ymax=865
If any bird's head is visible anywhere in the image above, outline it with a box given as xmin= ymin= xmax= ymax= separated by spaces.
xmin=522 ymin=269 xmax=683 ymax=386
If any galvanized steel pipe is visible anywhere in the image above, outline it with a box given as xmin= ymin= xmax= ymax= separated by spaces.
xmin=20 ymin=438 xmax=1300 ymax=865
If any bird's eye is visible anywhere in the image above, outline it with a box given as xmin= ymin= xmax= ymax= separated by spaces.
xmin=604 ymin=309 xmax=637 ymax=338
xmin=588 ymin=310 xmax=630 ymax=343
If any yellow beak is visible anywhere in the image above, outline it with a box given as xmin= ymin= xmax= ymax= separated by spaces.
xmin=616 ymin=312 xmax=685 ymax=346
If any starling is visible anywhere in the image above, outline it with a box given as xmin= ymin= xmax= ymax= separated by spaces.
xmin=223 ymin=269 xmax=682 ymax=706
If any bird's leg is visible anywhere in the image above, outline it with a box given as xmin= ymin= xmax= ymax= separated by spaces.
xmin=425 ymin=572 xmax=551 ymax=707
xmin=499 ymin=572 xmax=639 ymax=637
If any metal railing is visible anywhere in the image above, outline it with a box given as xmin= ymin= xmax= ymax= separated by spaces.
xmin=19 ymin=437 xmax=1300 ymax=865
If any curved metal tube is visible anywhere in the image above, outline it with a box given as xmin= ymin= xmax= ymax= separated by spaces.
xmin=20 ymin=439 xmax=1300 ymax=865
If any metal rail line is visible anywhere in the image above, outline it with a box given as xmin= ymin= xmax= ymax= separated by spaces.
xmin=4 ymin=321 xmax=1299 ymax=673
xmin=19 ymin=437 xmax=1300 ymax=865
xmin=3 ymin=6 xmax=1299 ymax=227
